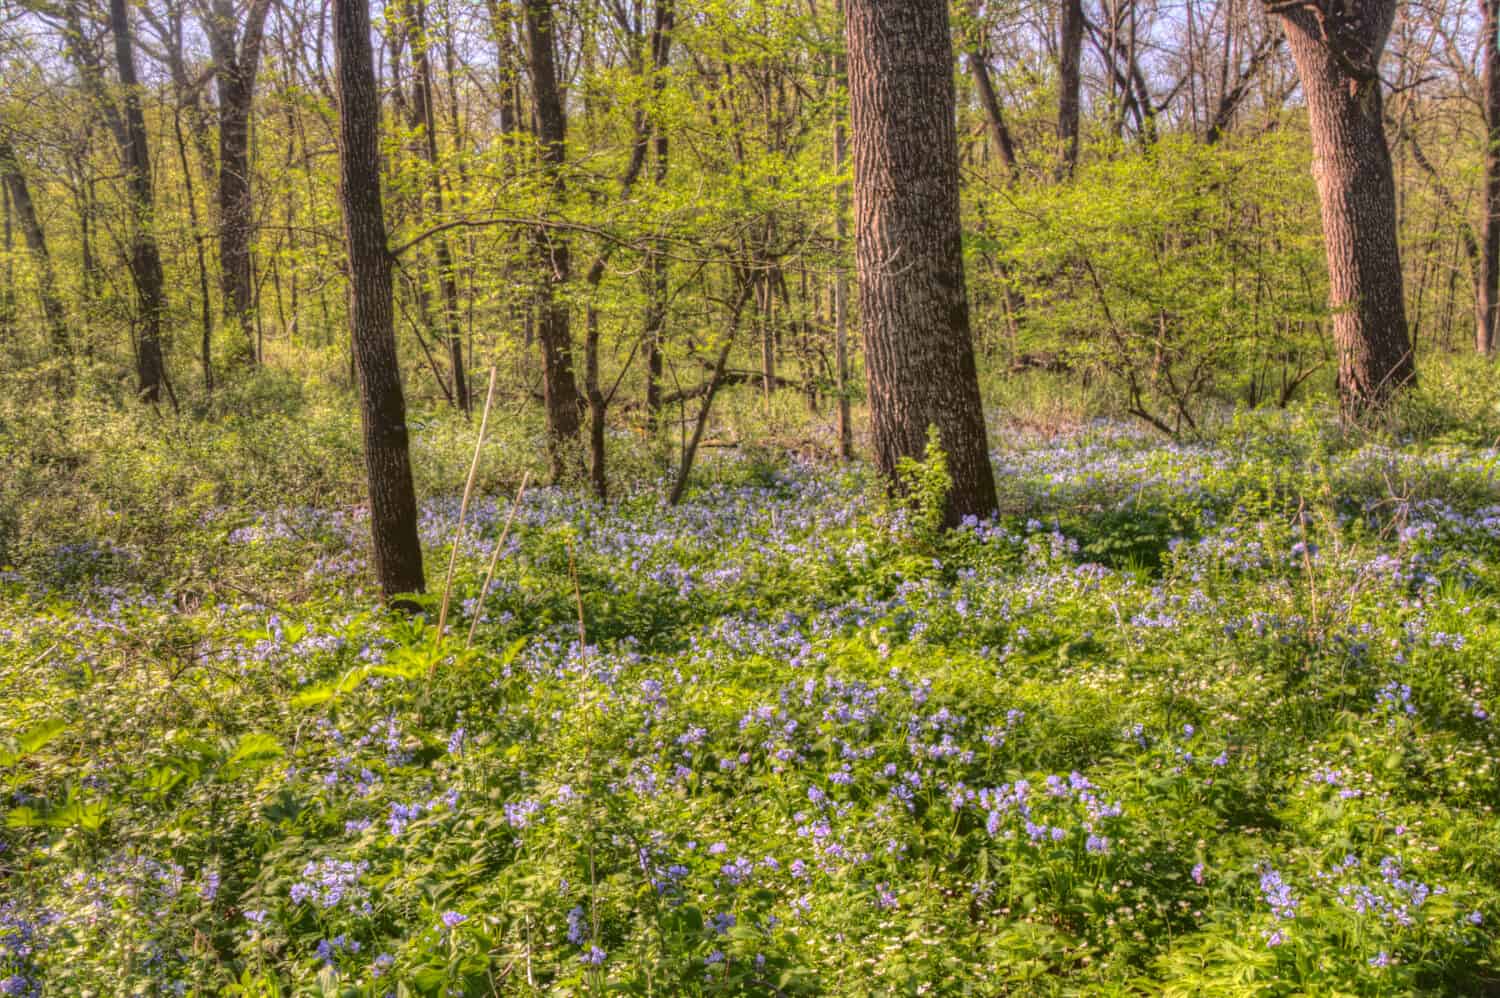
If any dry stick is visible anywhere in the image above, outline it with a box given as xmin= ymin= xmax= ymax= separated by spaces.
xmin=465 ymin=470 xmax=532 ymax=649
xmin=436 ymin=366 xmax=498 ymax=646
xmin=568 ymin=539 xmax=588 ymax=649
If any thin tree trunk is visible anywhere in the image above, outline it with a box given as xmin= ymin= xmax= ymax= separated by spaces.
xmin=1277 ymin=0 xmax=1416 ymax=411
xmin=643 ymin=0 xmax=675 ymax=436
xmin=333 ymin=0 xmax=427 ymax=600
xmin=759 ymin=267 xmax=776 ymax=414
xmin=844 ymin=0 xmax=997 ymax=524
xmin=969 ymin=52 xmax=1018 ymax=177
xmin=669 ymin=279 xmax=751 ymax=505
xmin=110 ymin=0 xmax=167 ymax=403
xmin=833 ymin=39 xmax=853 ymax=460
xmin=1058 ymin=0 xmax=1084 ymax=172
xmin=76 ymin=158 xmax=98 ymax=359
xmin=1481 ymin=0 xmax=1500 ymax=354
xmin=523 ymin=0 xmax=585 ymax=480
xmin=205 ymin=0 xmax=273 ymax=366
xmin=410 ymin=0 xmax=469 ymax=411
xmin=1403 ymin=128 xmax=1483 ymax=348
xmin=0 ymin=179 xmax=13 ymax=343
xmin=0 ymin=134 xmax=72 ymax=393
xmin=585 ymin=305 xmax=607 ymax=498
xmin=171 ymin=104 xmax=215 ymax=393
xmin=1204 ymin=35 xmax=1282 ymax=144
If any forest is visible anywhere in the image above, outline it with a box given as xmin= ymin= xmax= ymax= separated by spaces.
xmin=3 ymin=0 xmax=1500 ymax=991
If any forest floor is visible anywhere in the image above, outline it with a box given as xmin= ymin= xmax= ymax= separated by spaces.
xmin=2 ymin=399 xmax=1500 ymax=995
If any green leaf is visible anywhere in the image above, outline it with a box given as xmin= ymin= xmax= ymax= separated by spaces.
xmin=224 ymin=732 xmax=284 ymax=775
xmin=19 ymin=717 xmax=67 ymax=755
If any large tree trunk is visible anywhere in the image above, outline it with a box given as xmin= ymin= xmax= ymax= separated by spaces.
xmin=1481 ymin=0 xmax=1500 ymax=355
xmin=1058 ymin=0 xmax=1084 ymax=172
xmin=109 ymin=0 xmax=167 ymax=403
xmin=523 ymin=0 xmax=585 ymax=481
xmin=1276 ymin=0 xmax=1416 ymax=411
xmin=0 ymin=133 xmax=72 ymax=394
xmin=844 ymin=0 xmax=997 ymax=525
xmin=206 ymin=0 xmax=273 ymax=367
xmin=333 ymin=0 xmax=427 ymax=601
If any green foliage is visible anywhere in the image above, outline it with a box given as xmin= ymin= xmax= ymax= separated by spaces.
xmin=4 ymin=400 xmax=1500 ymax=994
xmin=893 ymin=425 xmax=952 ymax=548
xmin=972 ymin=134 xmax=1331 ymax=432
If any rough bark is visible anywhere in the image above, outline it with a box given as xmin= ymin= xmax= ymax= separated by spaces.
xmin=333 ymin=0 xmax=427 ymax=600
xmin=110 ymin=0 xmax=167 ymax=403
xmin=523 ymin=0 xmax=585 ymax=480
xmin=844 ymin=0 xmax=998 ymax=524
xmin=1481 ymin=0 xmax=1500 ymax=354
xmin=0 ymin=132 xmax=72 ymax=394
xmin=1058 ymin=0 xmax=1084 ymax=171
xmin=204 ymin=0 xmax=274 ymax=366
xmin=1275 ymin=0 xmax=1416 ymax=411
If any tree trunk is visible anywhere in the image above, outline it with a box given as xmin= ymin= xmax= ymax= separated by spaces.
xmin=644 ymin=0 xmax=674 ymax=436
xmin=0 ymin=135 xmax=71 ymax=393
xmin=669 ymin=278 xmax=752 ymax=505
xmin=170 ymin=105 xmax=215 ymax=393
xmin=1481 ymin=0 xmax=1500 ymax=355
xmin=833 ymin=52 xmax=853 ymax=461
xmin=110 ymin=0 xmax=167 ymax=403
xmin=844 ymin=0 xmax=997 ymax=525
xmin=1058 ymin=0 xmax=1084 ymax=172
xmin=759 ymin=267 xmax=776 ymax=414
xmin=1277 ymin=0 xmax=1416 ymax=411
xmin=204 ymin=0 xmax=272 ymax=367
xmin=0 ymin=179 xmax=13 ymax=343
xmin=585 ymin=305 xmax=607 ymax=499
xmin=333 ymin=0 xmax=427 ymax=601
xmin=409 ymin=0 xmax=469 ymax=412
xmin=523 ymin=0 xmax=585 ymax=481
xmin=969 ymin=53 xmax=1018 ymax=177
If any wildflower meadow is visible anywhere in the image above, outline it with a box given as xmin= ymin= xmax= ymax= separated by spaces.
xmin=3 ymin=393 xmax=1499 ymax=995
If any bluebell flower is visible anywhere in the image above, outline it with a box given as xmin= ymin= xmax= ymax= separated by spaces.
xmin=566 ymin=905 xmax=587 ymax=945
xmin=1259 ymin=866 xmax=1298 ymax=920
